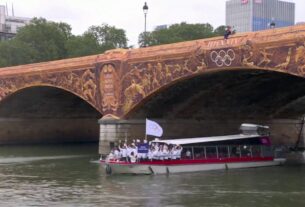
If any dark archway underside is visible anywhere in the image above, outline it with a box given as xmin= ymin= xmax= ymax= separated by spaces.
xmin=0 ymin=87 xmax=101 ymax=118
xmin=0 ymin=87 xmax=101 ymax=144
xmin=131 ymin=69 xmax=305 ymax=120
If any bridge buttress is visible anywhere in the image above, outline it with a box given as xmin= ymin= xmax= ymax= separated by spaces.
xmin=98 ymin=118 xmax=145 ymax=155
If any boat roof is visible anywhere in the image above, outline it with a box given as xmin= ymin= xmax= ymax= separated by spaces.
xmin=151 ymin=134 xmax=262 ymax=145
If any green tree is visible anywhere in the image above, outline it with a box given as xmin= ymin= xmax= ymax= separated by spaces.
xmin=138 ymin=32 xmax=156 ymax=47
xmin=138 ymin=22 xmax=228 ymax=47
xmin=0 ymin=18 xmax=129 ymax=67
xmin=0 ymin=40 xmax=36 ymax=67
xmin=138 ymin=22 xmax=215 ymax=47
xmin=14 ymin=18 xmax=72 ymax=62
xmin=86 ymin=24 xmax=128 ymax=51
xmin=214 ymin=25 xmax=227 ymax=37
xmin=65 ymin=33 xmax=102 ymax=58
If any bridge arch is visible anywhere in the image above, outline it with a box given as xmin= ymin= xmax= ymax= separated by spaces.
xmin=0 ymin=85 xmax=102 ymax=144
xmin=125 ymin=68 xmax=305 ymax=120
xmin=0 ymin=84 xmax=103 ymax=114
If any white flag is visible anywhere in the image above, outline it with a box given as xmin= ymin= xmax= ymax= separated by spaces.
xmin=145 ymin=119 xmax=163 ymax=137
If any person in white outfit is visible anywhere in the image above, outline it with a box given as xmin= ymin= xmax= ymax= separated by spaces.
xmin=126 ymin=144 xmax=133 ymax=162
xmin=142 ymin=140 xmax=149 ymax=160
xmin=177 ymin=145 xmax=183 ymax=160
xmin=113 ymin=147 xmax=121 ymax=160
xmin=119 ymin=144 xmax=128 ymax=162
xmin=129 ymin=151 xmax=137 ymax=163
xmin=163 ymin=144 xmax=169 ymax=160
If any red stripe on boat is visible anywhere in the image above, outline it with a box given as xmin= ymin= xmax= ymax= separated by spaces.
xmin=105 ymin=157 xmax=274 ymax=165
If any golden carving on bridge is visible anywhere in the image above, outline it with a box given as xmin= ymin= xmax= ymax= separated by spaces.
xmin=257 ymin=49 xmax=274 ymax=67
xmin=296 ymin=44 xmax=305 ymax=75
xmin=100 ymin=64 xmax=119 ymax=113
xmin=241 ymin=44 xmax=255 ymax=67
xmin=275 ymin=48 xmax=292 ymax=71
xmin=121 ymin=48 xmax=207 ymax=113
xmin=0 ymin=68 xmax=99 ymax=111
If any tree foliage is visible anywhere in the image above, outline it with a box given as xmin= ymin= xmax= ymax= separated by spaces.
xmin=15 ymin=18 xmax=72 ymax=62
xmin=0 ymin=40 xmax=35 ymax=67
xmin=0 ymin=19 xmax=128 ymax=67
xmin=213 ymin=25 xmax=227 ymax=37
xmin=65 ymin=33 xmax=101 ymax=58
xmin=86 ymin=24 xmax=128 ymax=50
xmin=138 ymin=22 xmax=226 ymax=47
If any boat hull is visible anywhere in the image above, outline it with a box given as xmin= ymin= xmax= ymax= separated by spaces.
xmin=101 ymin=157 xmax=285 ymax=175
xmin=104 ymin=162 xmax=152 ymax=175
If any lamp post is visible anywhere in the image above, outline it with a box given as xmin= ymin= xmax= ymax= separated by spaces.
xmin=143 ymin=2 xmax=148 ymax=47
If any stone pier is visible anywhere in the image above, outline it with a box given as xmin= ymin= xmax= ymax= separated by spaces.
xmin=98 ymin=119 xmax=145 ymax=155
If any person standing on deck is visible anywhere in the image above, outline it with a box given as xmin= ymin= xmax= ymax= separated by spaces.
xmin=119 ymin=144 xmax=128 ymax=162
xmin=113 ymin=147 xmax=121 ymax=160
xmin=126 ymin=144 xmax=133 ymax=162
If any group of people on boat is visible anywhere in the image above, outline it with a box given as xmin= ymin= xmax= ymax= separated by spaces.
xmin=106 ymin=139 xmax=183 ymax=163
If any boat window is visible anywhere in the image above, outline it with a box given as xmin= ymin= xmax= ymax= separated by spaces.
xmin=241 ymin=145 xmax=251 ymax=157
xmin=218 ymin=146 xmax=229 ymax=158
xmin=194 ymin=147 xmax=205 ymax=159
xmin=182 ymin=147 xmax=193 ymax=159
xmin=229 ymin=146 xmax=240 ymax=157
xmin=206 ymin=146 xmax=217 ymax=158
xmin=261 ymin=146 xmax=273 ymax=157
xmin=252 ymin=146 xmax=261 ymax=157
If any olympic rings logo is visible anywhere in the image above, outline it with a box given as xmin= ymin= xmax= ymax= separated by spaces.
xmin=210 ymin=49 xmax=236 ymax=67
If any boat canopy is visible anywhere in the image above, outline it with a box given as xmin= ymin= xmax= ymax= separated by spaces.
xmin=239 ymin=123 xmax=269 ymax=135
xmin=151 ymin=134 xmax=262 ymax=146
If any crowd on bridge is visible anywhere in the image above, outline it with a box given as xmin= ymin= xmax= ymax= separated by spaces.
xmin=105 ymin=139 xmax=183 ymax=163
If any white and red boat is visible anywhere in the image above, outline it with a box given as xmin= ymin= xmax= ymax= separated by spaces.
xmin=101 ymin=124 xmax=286 ymax=175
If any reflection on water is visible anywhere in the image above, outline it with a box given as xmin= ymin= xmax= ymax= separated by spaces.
xmin=0 ymin=144 xmax=304 ymax=207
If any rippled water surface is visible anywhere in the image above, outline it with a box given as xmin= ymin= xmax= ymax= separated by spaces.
xmin=0 ymin=144 xmax=304 ymax=207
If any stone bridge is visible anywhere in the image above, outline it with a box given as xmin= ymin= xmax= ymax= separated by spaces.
xmin=1 ymin=25 xmax=305 ymax=153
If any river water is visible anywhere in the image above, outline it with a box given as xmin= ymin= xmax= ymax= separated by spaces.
xmin=0 ymin=144 xmax=304 ymax=207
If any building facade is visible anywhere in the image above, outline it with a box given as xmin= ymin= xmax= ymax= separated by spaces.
xmin=226 ymin=0 xmax=295 ymax=32
xmin=0 ymin=5 xmax=31 ymax=41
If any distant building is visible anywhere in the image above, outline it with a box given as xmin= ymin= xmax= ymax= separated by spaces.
xmin=226 ymin=0 xmax=295 ymax=32
xmin=155 ymin=25 xmax=168 ymax=31
xmin=0 ymin=5 xmax=31 ymax=41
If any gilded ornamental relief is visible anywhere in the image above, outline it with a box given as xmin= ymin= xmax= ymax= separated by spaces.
xmin=99 ymin=64 xmax=119 ymax=113
xmin=274 ymin=48 xmax=292 ymax=71
xmin=295 ymin=43 xmax=305 ymax=75
xmin=121 ymin=48 xmax=207 ymax=113
xmin=0 ymin=68 xmax=100 ymax=112
xmin=241 ymin=44 xmax=255 ymax=67
xmin=239 ymin=40 xmax=305 ymax=76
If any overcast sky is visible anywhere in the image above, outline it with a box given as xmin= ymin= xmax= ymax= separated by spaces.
xmin=0 ymin=0 xmax=304 ymax=47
